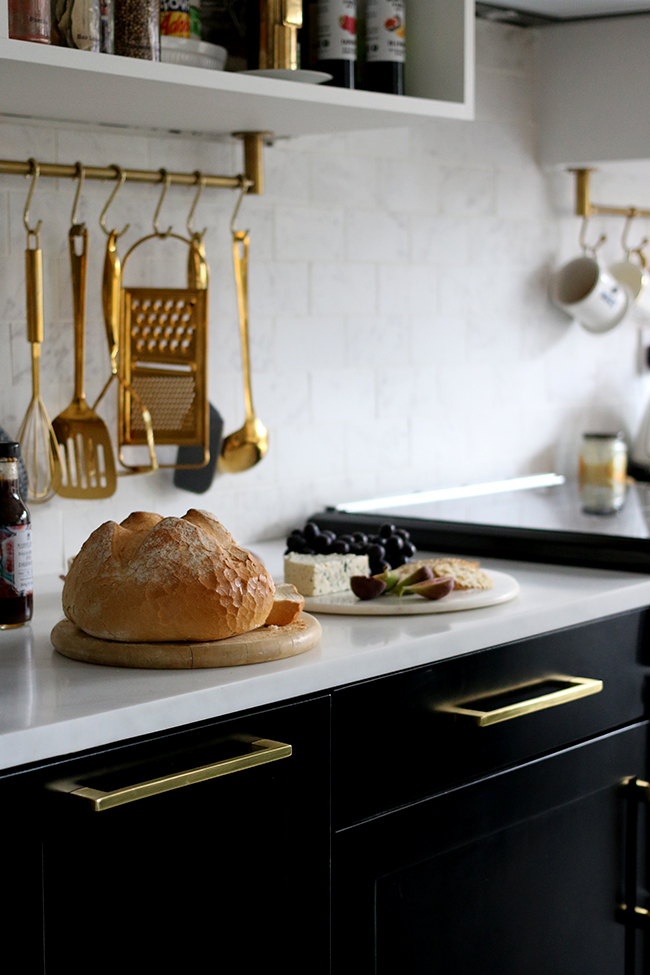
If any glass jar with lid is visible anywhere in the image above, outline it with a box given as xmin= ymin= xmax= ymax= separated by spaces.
xmin=578 ymin=432 xmax=628 ymax=514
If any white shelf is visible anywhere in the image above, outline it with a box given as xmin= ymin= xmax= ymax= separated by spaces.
xmin=0 ymin=1 xmax=473 ymax=139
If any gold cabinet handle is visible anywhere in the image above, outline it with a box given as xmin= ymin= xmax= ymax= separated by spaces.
xmin=47 ymin=735 xmax=291 ymax=812
xmin=436 ymin=675 xmax=603 ymax=727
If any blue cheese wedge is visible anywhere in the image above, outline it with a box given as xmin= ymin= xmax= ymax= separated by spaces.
xmin=284 ymin=552 xmax=370 ymax=597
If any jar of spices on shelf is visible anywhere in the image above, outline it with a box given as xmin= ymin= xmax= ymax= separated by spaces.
xmin=578 ymin=431 xmax=628 ymax=514
xmin=114 ymin=0 xmax=160 ymax=59
xmin=51 ymin=0 xmax=102 ymax=52
xmin=8 ymin=0 xmax=51 ymax=44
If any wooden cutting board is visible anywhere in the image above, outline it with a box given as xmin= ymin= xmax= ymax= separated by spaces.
xmin=51 ymin=613 xmax=321 ymax=670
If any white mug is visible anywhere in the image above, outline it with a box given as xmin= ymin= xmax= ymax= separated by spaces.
xmin=550 ymin=255 xmax=629 ymax=333
xmin=609 ymin=259 xmax=650 ymax=321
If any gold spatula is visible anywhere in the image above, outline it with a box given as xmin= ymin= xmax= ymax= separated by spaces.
xmin=52 ymin=223 xmax=117 ymax=498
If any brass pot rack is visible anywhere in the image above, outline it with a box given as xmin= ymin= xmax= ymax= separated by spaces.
xmin=572 ymin=167 xmax=650 ymax=220
xmin=0 ymin=131 xmax=270 ymax=196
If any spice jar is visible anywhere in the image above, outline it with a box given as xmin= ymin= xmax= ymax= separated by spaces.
xmin=114 ymin=0 xmax=160 ymax=59
xmin=8 ymin=0 xmax=51 ymax=43
xmin=51 ymin=0 xmax=101 ymax=51
xmin=578 ymin=432 xmax=628 ymax=514
xmin=0 ymin=443 xmax=33 ymax=629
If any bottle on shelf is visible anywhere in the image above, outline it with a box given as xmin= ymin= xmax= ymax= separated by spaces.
xmin=315 ymin=0 xmax=357 ymax=89
xmin=8 ymin=0 xmax=51 ymax=44
xmin=364 ymin=0 xmax=404 ymax=95
xmin=114 ymin=0 xmax=160 ymax=59
xmin=51 ymin=0 xmax=102 ymax=52
xmin=0 ymin=443 xmax=33 ymax=630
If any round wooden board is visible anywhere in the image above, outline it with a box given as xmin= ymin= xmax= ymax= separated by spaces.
xmin=51 ymin=613 xmax=322 ymax=670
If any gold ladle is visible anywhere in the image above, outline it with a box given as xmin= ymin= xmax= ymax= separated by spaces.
xmin=219 ymin=180 xmax=268 ymax=474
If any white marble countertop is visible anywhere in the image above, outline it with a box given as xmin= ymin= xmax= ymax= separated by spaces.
xmin=2 ymin=540 xmax=650 ymax=774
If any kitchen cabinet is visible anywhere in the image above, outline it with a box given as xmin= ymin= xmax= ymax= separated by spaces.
xmin=2 ymin=694 xmax=331 ymax=975
xmin=331 ymin=609 xmax=650 ymax=974
xmin=537 ymin=13 xmax=650 ymax=165
xmin=3 ymin=606 xmax=650 ymax=974
xmin=0 ymin=0 xmax=473 ymax=139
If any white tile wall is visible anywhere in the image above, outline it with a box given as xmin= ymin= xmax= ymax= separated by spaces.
xmin=2 ymin=20 xmax=650 ymax=573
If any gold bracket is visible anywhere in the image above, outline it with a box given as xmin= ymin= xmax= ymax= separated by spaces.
xmin=570 ymin=168 xmax=650 ymax=220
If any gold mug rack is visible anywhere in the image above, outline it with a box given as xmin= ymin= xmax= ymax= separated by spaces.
xmin=0 ymin=131 xmax=271 ymax=196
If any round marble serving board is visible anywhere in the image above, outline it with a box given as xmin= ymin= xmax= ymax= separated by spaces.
xmin=303 ymin=570 xmax=519 ymax=616
xmin=50 ymin=613 xmax=321 ymax=670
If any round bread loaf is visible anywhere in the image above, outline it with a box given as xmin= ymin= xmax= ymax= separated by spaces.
xmin=62 ymin=509 xmax=275 ymax=643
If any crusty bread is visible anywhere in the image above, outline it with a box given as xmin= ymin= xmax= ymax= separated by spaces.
xmin=395 ymin=557 xmax=493 ymax=591
xmin=62 ymin=509 xmax=275 ymax=643
xmin=264 ymin=583 xmax=305 ymax=626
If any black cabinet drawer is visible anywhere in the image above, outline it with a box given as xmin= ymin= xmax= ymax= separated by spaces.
xmin=332 ymin=609 xmax=650 ymax=827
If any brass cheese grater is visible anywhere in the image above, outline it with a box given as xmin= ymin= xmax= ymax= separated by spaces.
xmin=118 ymin=234 xmax=208 ymax=469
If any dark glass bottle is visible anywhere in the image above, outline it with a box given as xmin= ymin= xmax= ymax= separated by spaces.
xmin=365 ymin=0 xmax=405 ymax=95
xmin=315 ymin=0 xmax=357 ymax=89
xmin=0 ymin=443 xmax=33 ymax=629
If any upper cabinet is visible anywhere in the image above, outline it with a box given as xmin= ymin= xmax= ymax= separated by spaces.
xmin=0 ymin=0 xmax=474 ymax=139
xmin=536 ymin=13 xmax=650 ymax=165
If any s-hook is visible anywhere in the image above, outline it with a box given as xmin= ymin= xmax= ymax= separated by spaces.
xmin=621 ymin=208 xmax=649 ymax=263
xmin=23 ymin=158 xmax=42 ymax=247
xmin=70 ymin=162 xmax=86 ymax=229
xmin=186 ymin=170 xmax=207 ymax=239
xmin=153 ymin=168 xmax=173 ymax=238
xmin=579 ymin=214 xmax=606 ymax=256
xmin=99 ymin=165 xmax=130 ymax=238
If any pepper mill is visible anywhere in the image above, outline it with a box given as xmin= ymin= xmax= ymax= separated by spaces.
xmin=259 ymin=0 xmax=303 ymax=70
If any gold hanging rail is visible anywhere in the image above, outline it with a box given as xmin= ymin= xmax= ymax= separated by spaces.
xmin=571 ymin=167 xmax=650 ymax=220
xmin=0 ymin=131 xmax=271 ymax=195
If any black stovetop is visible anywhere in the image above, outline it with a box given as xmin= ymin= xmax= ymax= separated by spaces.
xmin=310 ymin=475 xmax=650 ymax=574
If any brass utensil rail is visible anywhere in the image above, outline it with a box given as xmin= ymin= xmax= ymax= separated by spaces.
xmin=0 ymin=130 xmax=269 ymax=194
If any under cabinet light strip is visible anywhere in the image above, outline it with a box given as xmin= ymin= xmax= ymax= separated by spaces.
xmin=335 ymin=473 xmax=566 ymax=513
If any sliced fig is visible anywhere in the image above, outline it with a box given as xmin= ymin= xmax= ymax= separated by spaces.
xmin=394 ymin=564 xmax=434 ymax=596
xmin=373 ymin=567 xmax=400 ymax=592
xmin=402 ymin=577 xmax=455 ymax=601
xmin=350 ymin=576 xmax=387 ymax=601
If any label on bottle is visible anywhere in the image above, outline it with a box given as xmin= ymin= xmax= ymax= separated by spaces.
xmin=366 ymin=0 xmax=405 ymax=63
xmin=160 ymin=0 xmax=190 ymax=38
xmin=317 ymin=0 xmax=357 ymax=62
xmin=0 ymin=525 xmax=33 ymax=598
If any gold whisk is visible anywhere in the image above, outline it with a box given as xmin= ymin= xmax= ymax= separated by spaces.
xmin=17 ymin=160 xmax=62 ymax=502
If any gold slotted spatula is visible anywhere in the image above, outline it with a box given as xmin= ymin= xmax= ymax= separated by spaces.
xmin=52 ymin=222 xmax=117 ymax=498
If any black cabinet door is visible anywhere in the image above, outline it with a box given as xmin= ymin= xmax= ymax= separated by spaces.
xmin=34 ymin=695 xmax=330 ymax=975
xmin=333 ymin=721 xmax=648 ymax=975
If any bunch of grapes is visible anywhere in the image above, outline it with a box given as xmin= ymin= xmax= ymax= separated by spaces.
xmin=286 ymin=522 xmax=416 ymax=575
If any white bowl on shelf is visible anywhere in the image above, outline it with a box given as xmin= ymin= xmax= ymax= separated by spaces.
xmin=161 ymin=36 xmax=227 ymax=71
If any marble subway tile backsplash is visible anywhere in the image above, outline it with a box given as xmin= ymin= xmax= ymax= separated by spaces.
xmin=2 ymin=20 xmax=650 ymax=572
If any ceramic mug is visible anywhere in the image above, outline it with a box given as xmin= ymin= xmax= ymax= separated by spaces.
xmin=609 ymin=259 xmax=650 ymax=321
xmin=550 ymin=255 xmax=629 ymax=333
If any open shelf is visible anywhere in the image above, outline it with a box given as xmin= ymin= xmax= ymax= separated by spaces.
xmin=0 ymin=1 xmax=473 ymax=139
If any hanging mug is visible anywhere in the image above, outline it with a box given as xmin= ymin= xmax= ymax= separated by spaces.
xmin=610 ymin=257 xmax=650 ymax=321
xmin=549 ymin=254 xmax=629 ymax=333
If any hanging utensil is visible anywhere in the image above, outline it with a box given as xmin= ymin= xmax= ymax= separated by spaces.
xmin=174 ymin=173 xmax=223 ymax=493
xmin=17 ymin=159 xmax=62 ymax=503
xmin=219 ymin=178 xmax=268 ymax=474
xmin=118 ymin=171 xmax=209 ymax=470
xmin=93 ymin=166 xmax=158 ymax=476
xmin=52 ymin=165 xmax=117 ymax=498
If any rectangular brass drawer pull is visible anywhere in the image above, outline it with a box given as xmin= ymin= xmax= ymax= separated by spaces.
xmin=47 ymin=735 xmax=292 ymax=812
xmin=436 ymin=675 xmax=603 ymax=727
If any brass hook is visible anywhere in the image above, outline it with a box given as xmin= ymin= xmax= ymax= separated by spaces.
xmin=621 ymin=208 xmax=649 ymax=262
xmin=23 ymin=158 xmax=42 ymax=244
xmin=70 ymin=162 xmax=86 ymax=227
xmin=579 ymin=215 xmax=606 ymax=256
xmin=100 ymin=165 xmax=130 ymax=238
xmin=153 ymin=168 xmax=173 ymax=238
xmin=186 ymin=171 xmax=207 ymax=238
xmin=230 ymin=175 xmax=254 ymax=238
